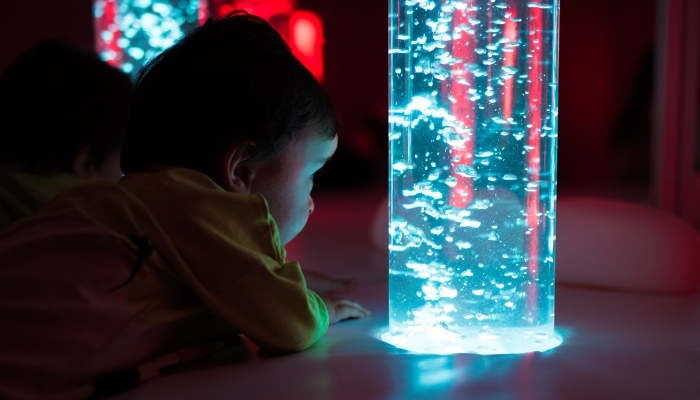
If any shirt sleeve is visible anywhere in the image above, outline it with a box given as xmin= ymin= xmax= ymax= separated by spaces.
xmin=218 ymin=258 xmax=329 ymax=352
xmin=156 ymin=192 xmax=329 ymax=353
xmin=176 ymin=242 xmax=329 ymax=352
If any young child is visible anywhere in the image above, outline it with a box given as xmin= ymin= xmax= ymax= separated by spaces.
xmin=0 ymin=12 xmax=369 ymax=399
xmin=0 ymin=40 xmax=132 ymax=231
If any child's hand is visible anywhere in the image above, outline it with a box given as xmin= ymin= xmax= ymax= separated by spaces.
xmin=322 ymin=297 xmax=371 ymax=324
xmin=305 ymin=271 xmax=358 ymax=294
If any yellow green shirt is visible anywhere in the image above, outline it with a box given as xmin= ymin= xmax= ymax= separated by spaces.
xmin=0 ymin=167 xmax=328 ymax=398
xmin=0 ymin=170 xmax=80 ymax=231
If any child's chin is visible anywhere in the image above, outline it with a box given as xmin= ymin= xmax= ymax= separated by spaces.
xmin=280 ymin=225 xmax=306 ymax=246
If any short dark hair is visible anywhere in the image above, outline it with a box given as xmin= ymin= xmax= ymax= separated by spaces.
xmin=120 ymin=12 xmax=338 ymax=175
xmin=0 ymin=40 xmax=133 ymax=173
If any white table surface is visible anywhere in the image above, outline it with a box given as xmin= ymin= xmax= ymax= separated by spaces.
xmin=110 ymin=188 xmax=700 ymax=400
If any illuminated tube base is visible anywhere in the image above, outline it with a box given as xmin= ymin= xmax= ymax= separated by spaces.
xmin=381 ymin=325 xmax=561 ymax=355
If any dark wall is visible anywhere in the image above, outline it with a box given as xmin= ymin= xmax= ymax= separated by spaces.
xmin=0 ymin=0 xmax=94 ymax=75
xmin=557 ymin=0 xmax=656 ymax=186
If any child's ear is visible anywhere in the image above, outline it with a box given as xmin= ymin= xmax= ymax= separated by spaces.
xmin=221 ymin=141 xmax=255 ymax=194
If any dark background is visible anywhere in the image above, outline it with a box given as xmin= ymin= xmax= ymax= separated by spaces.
xmin=0 ymin=0 xmax=658 ymax=197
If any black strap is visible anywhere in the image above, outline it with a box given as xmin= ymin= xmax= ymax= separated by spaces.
xmin=106 ymin=234 xmax=153 ymax=294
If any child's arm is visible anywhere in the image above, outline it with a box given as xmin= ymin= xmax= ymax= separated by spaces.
xmin=145 ymin=190 xmax=371 ymax=352
xmin=186 ymin=256 xmax=331 ymax=353
xmin=304 ymin=270 xmax=358 ymax=294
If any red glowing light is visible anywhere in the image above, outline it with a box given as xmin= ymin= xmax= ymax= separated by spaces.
xmin=290 ymin=11 xmax=324 ymax=83
xmin=449 ymin=3 xmax=477 ymax=208
xmin=526 ymin=5 xmax=544 ymax=309
xmin=95 ymin=0 xmax=123 ymax=69
xmin=293 ymin=17 xmax=317 ymax=57
xmin=502 ymin=8 xmax=518 ymax=122
xmin=198 ymin=0 xmax=209 ymax=25
xmin=225 ymin=0 xmax=295 ymax=19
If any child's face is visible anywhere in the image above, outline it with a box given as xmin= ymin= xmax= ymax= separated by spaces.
xmin=250 ymin=132 xmax=338 ymax=245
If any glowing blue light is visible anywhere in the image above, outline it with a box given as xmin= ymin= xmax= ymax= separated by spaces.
xmin=93 ymin=0 xmax=205 ymax=76
xmin=383 ymin=0 xmax=561 ymax=355
xmin=127 ymin=47 xmax=145 ymax=59
xmin=116 ymin=38 xmax=130 ymax=48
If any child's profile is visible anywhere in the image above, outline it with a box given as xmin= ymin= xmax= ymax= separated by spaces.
xmin=0 ymin=11 xmax=368 ymax=399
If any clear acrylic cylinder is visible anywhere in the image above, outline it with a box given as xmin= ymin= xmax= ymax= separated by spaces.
xmin=384 ymin=0 xmax=561 ymax=354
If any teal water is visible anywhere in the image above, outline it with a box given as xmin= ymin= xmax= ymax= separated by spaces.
xmin=386 ymin=0 xmax=560 ymax=354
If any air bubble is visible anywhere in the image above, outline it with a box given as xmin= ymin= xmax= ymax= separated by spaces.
xmin=455 ymin=165 xmax=478 ymax=178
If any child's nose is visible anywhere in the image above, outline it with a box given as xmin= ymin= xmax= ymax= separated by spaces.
xmin=308 ymin=195 xmax=315 ymax=214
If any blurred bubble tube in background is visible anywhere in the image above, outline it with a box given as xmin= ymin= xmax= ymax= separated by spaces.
xmin=383 ymin=0 xmax=561 ymax=354
xmin=94 ymin=0 xmax=207 ymax=75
